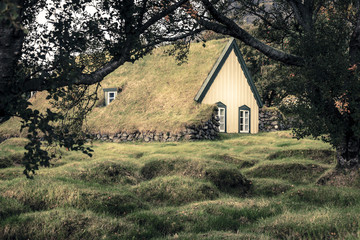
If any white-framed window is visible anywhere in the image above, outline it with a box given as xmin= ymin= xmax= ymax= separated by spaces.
xmin=107 ymin=91 xmax=117 ymax=105
xmin=239 ymin=109 xmax=250 ymax=133
xmin=218 ymin=107 xmax=226 ymax=132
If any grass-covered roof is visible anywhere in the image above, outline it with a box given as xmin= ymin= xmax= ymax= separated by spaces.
xmin=0 ymin=39 xmax=229 ymax=136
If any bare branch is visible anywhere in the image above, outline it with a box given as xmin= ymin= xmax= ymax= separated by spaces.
xmin=199 ymin=0 xmax=304 ymax=66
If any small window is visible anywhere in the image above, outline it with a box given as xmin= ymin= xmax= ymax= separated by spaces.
xmin=218 ymin=107 xmax=226 ymax=132
xmin=239 ymin=109 xmax=250 ymax=133
xmin=103 ymin=88 xmax=118 ymax=106
xmin=108 ymin=92 xmax=116 ymax=104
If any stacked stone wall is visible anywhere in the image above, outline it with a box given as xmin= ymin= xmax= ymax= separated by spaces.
xmin=94 ymin=113 xmax=220 ymax=142
xmin=259 ymin=108 xmax=288 ymax=132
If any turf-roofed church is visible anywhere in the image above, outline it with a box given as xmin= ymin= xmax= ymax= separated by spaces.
xmin=195 ymin=38 xmax=263 ymax=133
xmin=93 ymin=38 xmax=263 ymax=135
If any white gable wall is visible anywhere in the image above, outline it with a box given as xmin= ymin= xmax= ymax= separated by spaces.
xmin=202 ymin=49 xmax=259 ymax=133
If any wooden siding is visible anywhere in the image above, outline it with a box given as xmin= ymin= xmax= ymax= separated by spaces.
xmin=202 ymin=49 xmax=259 ymax=133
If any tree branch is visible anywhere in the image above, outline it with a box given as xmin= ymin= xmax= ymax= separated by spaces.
xmin=199 ymin=0 xmax=304 ymax=66
xmin=139 ymin=0 xmax=189 ymax=33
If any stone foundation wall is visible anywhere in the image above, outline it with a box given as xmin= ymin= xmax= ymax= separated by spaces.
xmin=259 ymin=108 xmax=288 ymax=132
xmin=94 ymin=113 xmax=220 ymax=142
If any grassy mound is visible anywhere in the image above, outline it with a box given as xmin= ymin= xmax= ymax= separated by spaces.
xmin=268 ymin=149 xmax=335 ymax=164
xmin=0 ymin=196 xmax=30 ymax=220
xmin=245 ymin=162 xmax=328 ymax=184
xmin=161 ymin=231 xmax=271 ymax=240
xmin=1 ymin=177 xmax=147 ymax=215
xmin=205 ymin=167 xmax=251 ymax=194
xmin=0 ymin=208 xmax=128 ymax=240
xmin=73 ymin=161 xmax=141 ymax=185
xmin=256 ymin=208 xmax=360 ymax=239
xmin=126 ymin=198 xmax=282 ymax=239
xmin=285 ymin=185 xmax=360 ymax=207
xmin=317 ymin=168 xmax=360 ymax=188
xmin=133 ymin=176 xmax=219 ymax=206
xmin=250 ymin=178 xmax=294 ymax=197
xmin=0 ymin=132 xmax=358 ymax=239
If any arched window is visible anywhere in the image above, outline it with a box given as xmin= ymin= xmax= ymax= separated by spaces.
xmin=239 ymin=105 xmax=250 ymax=133
xmin=216 ymin=102 xmax=227 ymax=133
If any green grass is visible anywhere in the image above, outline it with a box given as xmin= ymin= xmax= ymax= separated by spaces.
xmin=1 ymin=131 xmax=360 ymax=239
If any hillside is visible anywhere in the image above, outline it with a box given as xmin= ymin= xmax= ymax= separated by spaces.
xmin=1 ymin=132 xmax=359 ymax=239
xmin=0 ymin=39 xmax=228 ymax=136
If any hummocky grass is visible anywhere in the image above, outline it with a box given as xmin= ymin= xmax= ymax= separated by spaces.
xmin=0 ymin=131 xmax=359 ymax=239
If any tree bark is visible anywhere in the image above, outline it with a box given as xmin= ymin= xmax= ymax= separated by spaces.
xmin=0 ymin=21 xmax=25 ymax=123
xmin=336 ymin=136 xmax=360 ymax=168
xmin=0 ymin=21 xmax=24 ymax=93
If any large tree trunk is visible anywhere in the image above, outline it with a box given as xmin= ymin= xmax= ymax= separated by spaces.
xmin=0 ymin=20 xmax=25 ymax=123
xmin=336 ymin=136 xmax=360 ymax=168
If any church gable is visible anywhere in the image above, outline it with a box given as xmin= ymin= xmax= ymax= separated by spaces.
xmin=195 ymin=38 xmax=263 ymax=134
xmin=194 ymin=38 xmax=262 ymax=108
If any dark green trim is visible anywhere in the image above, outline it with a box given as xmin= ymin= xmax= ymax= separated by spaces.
xmin=103 ymin=88 xmax=117 ymax=92
xmin=216 ymin=101 xmax=227 ymax=133
xmin=239 ymin=105 xmax=251 ymax=133
xmin=194 ymin=38 xmax=263 ymax=108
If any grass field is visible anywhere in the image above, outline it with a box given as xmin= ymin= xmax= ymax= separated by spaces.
xmin=0 ymin=131 xmax=360 ymax=239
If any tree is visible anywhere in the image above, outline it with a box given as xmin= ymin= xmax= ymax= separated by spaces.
xmin=195 ymin=0 xmax=360 ymax=168
xmin=0 ymin=0 xmax=200 ymax=177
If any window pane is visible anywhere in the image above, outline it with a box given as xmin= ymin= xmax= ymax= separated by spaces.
xmin=220 ymin=108 xmax=225 ymax=115
xmin=245 ymin=125 xmax=248 ymax=131
xmin=220 ymin=116 xmax=225 ymax=122
xmin=220 ymin=124 xmax=225 ymax=131
xmin=109 ymin=92 xmax=115 ymax=98
xmin=109 ymin=98 xmax=114 ymax=103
